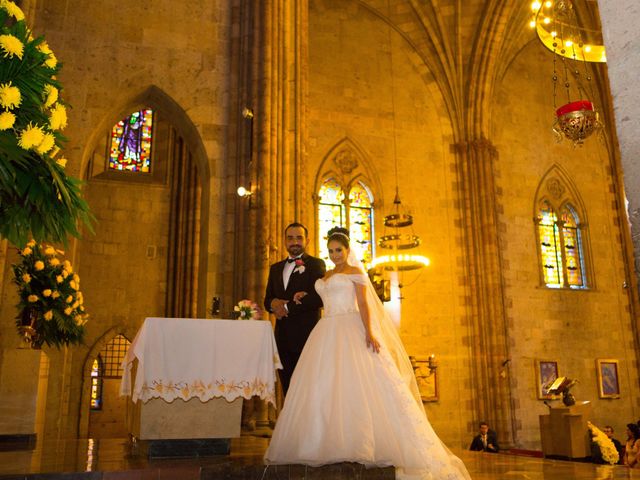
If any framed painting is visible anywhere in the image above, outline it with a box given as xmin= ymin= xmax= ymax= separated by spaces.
xmin=413 ymin=358 xmax=438 ymax=402
xmin=596 ymin=359 xmax=620 ymax=399
xmin=535 ymin=360 xmax=560 ymax=399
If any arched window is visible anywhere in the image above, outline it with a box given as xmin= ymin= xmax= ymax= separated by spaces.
xmin=536 ymin=201 xmax=587 ymax=289
xmin=89 ymin=334 xmax=131 ymax=411
xmin=318 ymin=178 xmax=374 ymax=269
xmin=108 ymin=109 xmax=154 ymax=172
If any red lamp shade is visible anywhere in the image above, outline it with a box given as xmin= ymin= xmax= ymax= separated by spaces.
xmin=555 ymin=100 xmax=593 ymax=117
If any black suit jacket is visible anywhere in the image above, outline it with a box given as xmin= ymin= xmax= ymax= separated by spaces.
xmin=264 ymin=253 xmax=326 ymax=353
xmin=469 ymin=430 xmax=499 ymax=453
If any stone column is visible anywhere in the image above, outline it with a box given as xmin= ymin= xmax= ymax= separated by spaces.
xmin=599 ymin=1 xmax=640 ymax=342
xmin=231 ymin=0 xmax=308 ymax=428
xmin=453 ymin=137 xmax=515 ymax=447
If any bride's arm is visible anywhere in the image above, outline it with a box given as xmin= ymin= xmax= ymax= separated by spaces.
xmin=354 ymin=283 xmax=380 ymax=353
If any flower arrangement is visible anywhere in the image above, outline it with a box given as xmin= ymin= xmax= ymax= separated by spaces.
xmin=234 ymin=299 xmax=262 ymax=320
xmin=0 ymin=1 xmax=92 ymax=247
xmin=12 ymin=240 xmax=88 ymax=348
xmin=588 ymin=421 xmax=619 ymax=465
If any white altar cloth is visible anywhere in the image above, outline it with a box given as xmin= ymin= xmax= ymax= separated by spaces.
xmin=120 ymin=318 xmax=281 ymax=406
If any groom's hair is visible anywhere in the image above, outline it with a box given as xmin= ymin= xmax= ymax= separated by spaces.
xmin=284 ymin=222 xmax=308 ymax=237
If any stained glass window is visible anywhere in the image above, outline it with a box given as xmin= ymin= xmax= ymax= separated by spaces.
xmin=108 ymin=109 xmax=154 ymax=172
xmin=349 ymin=182 xmax=374 ymax=267
xmin=537 ymin=201 xmax=587 ymax=289
xmin=561 ymin=205 xmax=585 ymax=288
xmin=90 ymin=357 xmax=102 ymax=410
xmin=318 ymin=178 xmax=374 ymax=269
xmin=318 ymin=179 xmax=346 ymax=264
xmin=89 ymin=335 xmax=130 ymax=411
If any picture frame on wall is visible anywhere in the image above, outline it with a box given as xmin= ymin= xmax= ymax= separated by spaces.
xmin=412 ymin=357 xmax=438 ymax=402
xmin=596 ymin=359 xmax=620 ymax=399
xmin=535 ymin=359 xmax=561 ymax=400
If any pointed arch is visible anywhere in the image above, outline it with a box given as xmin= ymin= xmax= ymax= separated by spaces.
xmin=79 ymin=85 xmax=209 ymax=318
xmin=533 ymin=164 xmax=592 ymax=289
xmin=314 ymin=138 xmax=381 ymax=268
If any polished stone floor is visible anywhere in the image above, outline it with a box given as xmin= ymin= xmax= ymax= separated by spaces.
xmin=0 ymin=435 xmax=638 ymax=479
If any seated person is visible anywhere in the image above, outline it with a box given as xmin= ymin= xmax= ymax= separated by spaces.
xmin=469 ymin=422 xmax=499 ymax=453
xmin=603 ymin=425 xmax=624 ymax=464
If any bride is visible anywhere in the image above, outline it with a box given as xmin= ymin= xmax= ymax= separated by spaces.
xmin=264 ymin=227 xmax=471 ymax=480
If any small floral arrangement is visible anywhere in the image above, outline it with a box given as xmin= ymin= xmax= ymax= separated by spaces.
xmin=12 ymin=240 xmax=88 ymax=348
xmin=234 ymin=299 xmax=262 ymax=320
xmin=0 ymin=1 xmax=92 ymax=246
xmin=588 ymin=421 xmax=619 ymax=465
xmin=294 ymin=258 xmax=305 ymax=274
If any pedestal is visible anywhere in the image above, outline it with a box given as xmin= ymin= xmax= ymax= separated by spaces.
xmin=0 ymin=349 xmax=49 ymax=449
xmin=539 ymin=401 xmax=592 ymax=459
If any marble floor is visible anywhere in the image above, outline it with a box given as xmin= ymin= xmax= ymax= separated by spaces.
xmin=0 ymin=435 xmax=638 ymax=479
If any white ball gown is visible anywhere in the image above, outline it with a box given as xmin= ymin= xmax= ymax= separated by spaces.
xmin=264 ymin=272 xmax=471 ymax=480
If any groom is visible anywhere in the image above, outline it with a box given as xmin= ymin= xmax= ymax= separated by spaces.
xmin=264 ymin=222 xmax=326 ymax=395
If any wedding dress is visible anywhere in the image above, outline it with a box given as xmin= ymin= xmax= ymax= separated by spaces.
xmin=264 ymin=257 xmax=472 ymax=480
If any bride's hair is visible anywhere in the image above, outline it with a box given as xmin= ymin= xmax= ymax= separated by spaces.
xmin=327 ymin=226 xmax=350 ymax=248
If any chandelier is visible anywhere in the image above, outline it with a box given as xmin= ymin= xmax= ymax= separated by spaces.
xmin=528 ymin=0 xmax=604 ymax=145
xmin=370 ymin=188 xmax=430 ymax=272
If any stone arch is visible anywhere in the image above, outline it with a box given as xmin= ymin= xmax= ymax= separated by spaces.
xmin=79 ymin=85 xmax=209 ymax=316
xmin=77 ymin=325 xmax=136 ymax=438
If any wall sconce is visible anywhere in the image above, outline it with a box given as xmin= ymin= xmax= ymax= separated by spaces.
xmin=237 ymin=185 xmax=252 ymax=197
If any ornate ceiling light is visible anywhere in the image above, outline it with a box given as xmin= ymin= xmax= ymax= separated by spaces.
xmin=528 ymin=0 xmax=604 ymax=145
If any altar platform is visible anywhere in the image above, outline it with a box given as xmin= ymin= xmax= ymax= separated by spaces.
xmin=0 ymin=435 xmax=636 ymax=480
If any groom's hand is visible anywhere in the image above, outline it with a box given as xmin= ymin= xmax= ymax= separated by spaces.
xmin=270 ymin=299 xmax=289 ymax=319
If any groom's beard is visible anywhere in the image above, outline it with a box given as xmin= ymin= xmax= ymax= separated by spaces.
xmin=286 ymin=245 xmax=305 ymax=257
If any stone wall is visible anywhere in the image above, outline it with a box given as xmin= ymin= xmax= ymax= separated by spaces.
xmin=493 ymin=41 xmax=639 ymax=449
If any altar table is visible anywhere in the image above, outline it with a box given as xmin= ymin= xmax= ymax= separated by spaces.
xmin=120 ymin=318 xmax=281 ymax=443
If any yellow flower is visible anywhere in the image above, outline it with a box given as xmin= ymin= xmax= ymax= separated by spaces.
xmin=0 ymin=111 xmax=15 ymax=130
xmin=62 ymin=270 xmax=69 ymax=279
xmin=0 ymin=34 xmax=24 ymax=59
xmin=1 ymin=1 xmax=25 ymax=21
xmin=79 ymin=306 xmax=85 ymax=312
xmin=56 ymin=275 xmax=63 ymax=283
xmin=49 ymin=104 xmax=67 ymax=130
xmin=44 ymin=311 xmax=53 ymax=321
xmin=34 ymin=260 xmax=45 ymax=271
xmin=0 ymin=81 xmax=21 ymax=110
xmin=66 ymin=295 xmax=73 ymax=303
xmin=64 ymin=307 xmax=72 ymax=316
xmin=56 ymin=157 xmax=67 ymax=168
xmin=43 ymin=84 xmax=58 ymax=108
xmin=43 ymin=289 xmax=52 ymax=297
xmin=51 ymin=291 xmax=60 ymax=299
xmin=63 ymin=260 xmax=72 ymax=271
xmin=44 ymin=246 xmax=55 ymax=256
xmin=21 ymin=273 xmax=31 ymax=283
xmin=72 ymin=301 xmax=79 ymax=309
xmin=27 ymin=294 xmax=38 ymax=302
xmin=49 ymin=258 xmax=60 ymax=266
xmin=26 ymin=240 xmax=35 ymax=247
xmin=74 ymin=315 xmax=82 ymax=326
xmin=36 ymin=133 xmax=55 ymax=154
xmin=21 ymin=247 xmax=32 ymax=256
xmin=44 ymin=51 xmax=57 ymax=69
xmin=73 ymin=274 xmax=80 ymax=283
xmin=69 ymin=280 xmax=78 ymax=291
xmin=18 ymin=123 xmax=45 ymax=150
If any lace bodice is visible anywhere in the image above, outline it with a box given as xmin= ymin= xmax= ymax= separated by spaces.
xmin=315 ymin=273 xmax=367 ymax=316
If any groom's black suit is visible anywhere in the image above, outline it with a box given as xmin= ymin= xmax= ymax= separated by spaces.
xmin=264 ymin=253 xmax=325 ymax=395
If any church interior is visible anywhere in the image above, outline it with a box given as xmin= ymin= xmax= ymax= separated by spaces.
xmin=1 ymin=0 xmax=640 ymax=478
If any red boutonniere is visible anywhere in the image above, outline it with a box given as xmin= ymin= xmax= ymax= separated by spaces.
xmin=294 ymin=258 xmax=305 ymax=274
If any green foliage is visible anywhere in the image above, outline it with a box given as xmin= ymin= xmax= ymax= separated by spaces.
xmin=0 ymin=3 xmax=93 ymax=247
xmin=12 ymin=241 xmax=88 ymax=349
